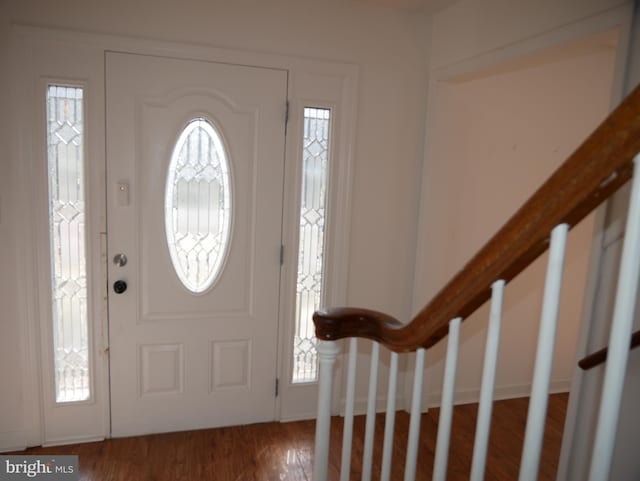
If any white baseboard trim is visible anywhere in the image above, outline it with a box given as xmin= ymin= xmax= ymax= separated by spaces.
xmin=425 ymin=379 xmax=572 ymax=408
xmin=279 ymin=412 xmax=317 ymax=423
xmin=339 ymin=396 xmax=393 ymax=417
xmin=282 ymin=396 xmax=394 ymax=421
xmin=299 ymin=379 xmax=573 ymax=421
xmin=0 ymin=431 xmax=27 ymax=453
xmin=42 ymin=435 xmax=104 ymax=448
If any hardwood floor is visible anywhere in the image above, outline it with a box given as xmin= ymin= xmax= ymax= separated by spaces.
xmin=11 ymin=394 xmax=568 ymax=480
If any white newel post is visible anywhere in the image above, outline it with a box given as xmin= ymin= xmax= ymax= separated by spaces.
xmin=314 ymin=340 xmax=341 ymax=481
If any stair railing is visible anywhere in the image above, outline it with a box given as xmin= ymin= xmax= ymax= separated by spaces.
xmin=578 ymin=328 xmax=640 ymax=370
xmin=312 ymin=83 xmax=640 ymax=481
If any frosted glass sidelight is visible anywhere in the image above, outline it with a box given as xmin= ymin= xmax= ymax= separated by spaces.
xmin=46 ymin=85 xmax=90 ymax=403
xmin=292 ymin=108 xmax=331 ymax=383
xmin=165 ymin=118 xmax=232 ymax=294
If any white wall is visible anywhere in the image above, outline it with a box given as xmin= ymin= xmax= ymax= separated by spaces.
xmin=0 ymin=1 xmax=33 ymax=451
xmin=0 ymin=0 xmax=430 ymax=448
xmin=413 ymin=0 xmax=624 ymax=406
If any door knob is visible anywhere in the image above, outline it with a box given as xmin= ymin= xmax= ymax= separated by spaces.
xmin=113 ymin=280 xmax=128 ymax=294
xmin=113 ymin=253 xmax=128 ymax=267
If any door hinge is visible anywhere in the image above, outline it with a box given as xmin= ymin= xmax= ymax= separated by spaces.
xmin=285 ymin=100 xmax=290 ymax=126
xmin=280 ymin=244 xmax=284 ymax=265
xmin=275 ymin=378 xmax=280 ymax=397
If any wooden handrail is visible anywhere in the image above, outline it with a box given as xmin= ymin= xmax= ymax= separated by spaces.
xmin=578 ymin=329 xmax=640 ymax=370
xmin=314 ymin=84 xmax=640 ymax=352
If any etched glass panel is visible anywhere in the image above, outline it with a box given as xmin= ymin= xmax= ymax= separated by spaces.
xmin=292 ymin=108 xmax=331 ymax=383
xmin=46 ymin=85 xmax=90 ymax=402
xmin=165 ymin=118 xmax=232 ymax=294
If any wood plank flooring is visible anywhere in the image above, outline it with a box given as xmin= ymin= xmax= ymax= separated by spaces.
xmin=11 ymin=393 xmax=568 ymax=480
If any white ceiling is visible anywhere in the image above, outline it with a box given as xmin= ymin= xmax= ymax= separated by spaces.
xmin=352 ymin=0 xmax=460 ymax=14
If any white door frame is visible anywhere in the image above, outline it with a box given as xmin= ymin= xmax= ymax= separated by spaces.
xmin=9 ymin=24 xmax=357 ymax=447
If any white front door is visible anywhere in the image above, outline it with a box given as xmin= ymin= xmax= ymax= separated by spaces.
xmin=106 ymin=52 xmax=287 ymax=437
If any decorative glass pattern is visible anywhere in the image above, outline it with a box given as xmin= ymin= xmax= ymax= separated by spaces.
xmin=292 ymin=108 xmax=331 ymax=383
xmin=46 ymin=85 xmax=90 ymax=402
xmin=165 ymin=118 xmax=232 ymax=294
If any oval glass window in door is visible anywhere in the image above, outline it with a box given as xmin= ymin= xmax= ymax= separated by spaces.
xmin=165 ymin=118 xmax=232 ymax=293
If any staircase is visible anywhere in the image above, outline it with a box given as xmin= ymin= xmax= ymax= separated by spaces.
xmin=311 ymin=84 xmax=640 ymax=481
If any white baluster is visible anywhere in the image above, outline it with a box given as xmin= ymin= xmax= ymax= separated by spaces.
xmin=380 ymin=351 xmax=399 ymax=481
xmin=588 ymin=154 xmax=640 ymax=481
xmin=518 ymin=223 xmax=568 ymax=481
xmin=340 ymin=338 xmax=358 ymax=481
xmin=432 ymin=317 xmax=462 ymax=481
xmin=404 ymin=347 xmax=426 ymax=481
xmin=314 ymin=340 xmax=341 ymax=481
xmin=362 ymin=342 xmax=380 ymax=481
xmin=470 ymin=280 xmax=505 ymax=481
